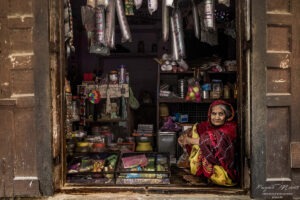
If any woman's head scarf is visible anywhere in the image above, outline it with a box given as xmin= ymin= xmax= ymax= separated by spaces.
xmin=207 ymin=100 xmax=235 ymax=123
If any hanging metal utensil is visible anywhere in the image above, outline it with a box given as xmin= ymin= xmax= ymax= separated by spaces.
xmin=173 ymin=8 xmax=186 ymax=59
xmin=105 ymin=0 xmax=116 ymax=48
xmin=116 ymin=0 xmax=132 ymax=43
xmin=170 ymin=15 xmax=179 ymax=60
xmin=162 ymin=0 xmax=170 ymax=42
xmin=191 ymin=0 xmax=200 ymax=39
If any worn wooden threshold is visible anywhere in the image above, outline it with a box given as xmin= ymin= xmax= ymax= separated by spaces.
xmin=59 ymin=185 xmax=247 ymax=195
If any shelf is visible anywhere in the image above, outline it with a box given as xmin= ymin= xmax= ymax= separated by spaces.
xmin=160 ymin=71 xmax=194 ymax=75
xmin=85 ymin=118 xmax=128 ymax=123
xmin=159 ymin=97 xmax=236 ymax=104
xmin=159 ymin=71 xmax=236 ymax=76
xmin=102 ymin=53 xmax=157 ymax=58
xmin=207 ymin=71 xmax=237 ymax=74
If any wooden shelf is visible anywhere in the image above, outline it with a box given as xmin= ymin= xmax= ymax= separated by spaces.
xmin=101 ymin=53 xmax=157 ymax=58
xmin=85 ymin=118 xmax=128 ymax=123
xmin=158 ymin=97 xmax=236 ymax=104
xmin=160 ymin=71 xmax=194 ymax=75
xmin=159 ymin=71 xmax=236 ymax=76
xmin=207 ymin=71 xmax=237 ymax=75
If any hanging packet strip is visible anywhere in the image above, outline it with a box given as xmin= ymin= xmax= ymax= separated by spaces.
xmin=95 ymin=6 xmax=106 ymax=45
xmin=125 ymin=0 xmax=135 ymax=16
xmin=165 ymin=0 xmax=174 ymax=7
xmin=134 ymin=0 xmax=143 ymax=9
xmin=148 ymin=0 xmax=158 ymax=15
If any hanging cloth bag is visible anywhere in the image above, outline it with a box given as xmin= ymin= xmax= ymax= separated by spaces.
xmin=128 ymin=87 xmax=139 ymax=109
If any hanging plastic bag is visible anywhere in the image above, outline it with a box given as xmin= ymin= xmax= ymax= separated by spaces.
xmin=129 ymin=87 xmax=140 ymax=109
xmin=134 ymin=0 xmax=143 ymax=9
xmin=148 ymin=0 xmax=158 ymax=15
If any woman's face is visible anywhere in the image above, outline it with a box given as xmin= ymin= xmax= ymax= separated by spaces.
xmin=210 ymin=105 xmax=226 ymax=126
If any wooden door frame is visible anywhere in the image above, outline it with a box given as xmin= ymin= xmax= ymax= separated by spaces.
xmin=49 ymin=0 xmax=66 ymax=192
xmin=236 ymin=0 xmax=251 ymax=191
xmin=54 ymin=0 xmax=251 ymax=195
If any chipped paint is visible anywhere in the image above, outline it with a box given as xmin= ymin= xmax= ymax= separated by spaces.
xmin=273 ymin=79 xmax=286 ymax=83
xmin=8 ymin=52 xmax=34 ymax=68
xmin=9 ymin=52 xmax=34 ymax=57
xmin=11 ymin=93 xmax=34 ymax=98
xmin=7 ymin=14 xmax=34 ymax=22
xmin=266 ymin=93 xmax=291 ymax=96
xmin=280 ymin=55 xmax=289 ymax=69
xmin=13 ymin=176 xmax=38 ymax=180
xmin=267 ymin=11 xmax=290 ymax=14
xmin=1 ymin=82 xmax=9 ymax=86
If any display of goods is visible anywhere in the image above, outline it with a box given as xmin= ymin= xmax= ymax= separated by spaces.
xmin=66 ymin=152 xmax=119 ymax=185
xmin=116 ymin=152 xmax=171 ymax=185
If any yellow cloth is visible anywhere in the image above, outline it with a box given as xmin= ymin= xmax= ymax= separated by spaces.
xmin=188 ymin=123 xmax=236 ymax=186
xmin=189 ymin=124 xmax=200 ymax=175
xmin=210 ymin=165 xmax=236 ymax=186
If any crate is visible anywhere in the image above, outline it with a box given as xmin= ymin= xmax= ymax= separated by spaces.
xmin=115 ymin=152 xmax=171 ymax=185
xmin=66 ymin=151 xmax=119 ymax=185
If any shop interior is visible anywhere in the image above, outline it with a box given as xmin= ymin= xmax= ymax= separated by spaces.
xmin=64 ymin=0 xmax=241 ymax=188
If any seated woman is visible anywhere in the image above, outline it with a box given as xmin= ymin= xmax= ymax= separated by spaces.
xmin=178 ymin=100 xmax=237 ymax=186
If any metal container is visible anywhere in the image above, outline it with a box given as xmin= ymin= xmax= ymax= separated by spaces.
xmin=157 ymin=131 xmax=177 ymax=157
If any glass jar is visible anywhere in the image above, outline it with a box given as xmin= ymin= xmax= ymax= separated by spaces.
xmin=223 ymin=85 xmax=230 ymax=99
xmin=211 ymin=79 xmax=223 ymax=99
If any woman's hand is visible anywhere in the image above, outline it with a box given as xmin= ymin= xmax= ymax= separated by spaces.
xmin=186 ymin=137 xmax=200 ymax=145
xmin=178 ymin=128 xmax=192 ymax=145
xmin=178 ymin=133 xmax=187 ymax=146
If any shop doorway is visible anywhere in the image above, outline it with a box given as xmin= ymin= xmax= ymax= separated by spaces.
xmin=57 ymin=0 xmax=249 ymax=194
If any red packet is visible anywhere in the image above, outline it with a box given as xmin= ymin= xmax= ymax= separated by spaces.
xmin=121 ymin=154 xmax=148 ymax=168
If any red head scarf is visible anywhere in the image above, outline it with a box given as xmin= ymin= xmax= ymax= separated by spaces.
xmin=197 ymin=100 xmax=237 ymax=141
xmin=207 ymin=100 xmax=235 ymax=122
